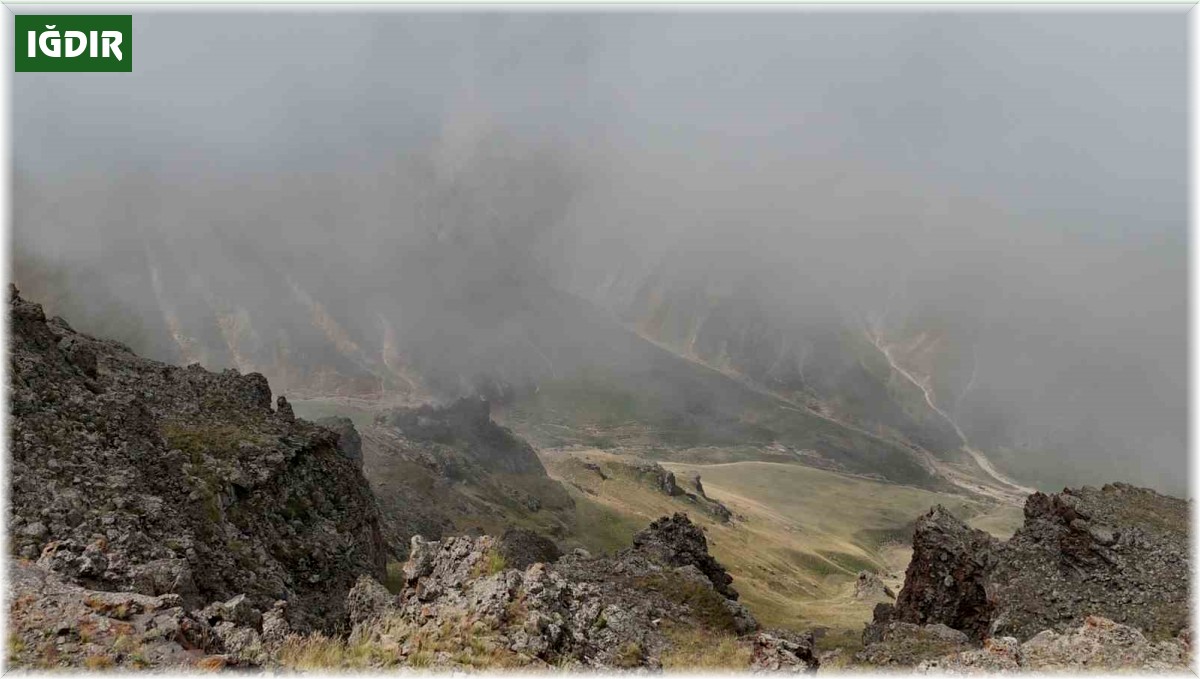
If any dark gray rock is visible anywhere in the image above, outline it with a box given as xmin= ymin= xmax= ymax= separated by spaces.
xmin=876 ymin=506 xmax=999 ymax=641
xmin=8 ymin=288 xmax=387 ymax=634
xmin=497 ymin=527 xmax=561 ymax=570
xmin=628 ymin=513 xmax=738 ymax=600
xmin=866 ymin=484 xmax=1190 ymax=656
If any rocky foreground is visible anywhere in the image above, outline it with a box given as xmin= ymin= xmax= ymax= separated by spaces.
xmin=7 ymin=285 xmax=387 ymax=638
xmin=858 ymin=483 xmax=1192 ymax=671
xmin=324 ymin=513 xmax=814 ymax=670
xmin=9 ymin=512 xmax=816 ymax=671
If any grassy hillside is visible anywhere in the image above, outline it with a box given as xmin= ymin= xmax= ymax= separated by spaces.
xmin=540 ymin=448 xmax=1022 ymax=651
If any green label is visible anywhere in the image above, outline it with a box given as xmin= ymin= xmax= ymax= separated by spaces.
xmin=16 ymin=15 xmax=132 ymax=72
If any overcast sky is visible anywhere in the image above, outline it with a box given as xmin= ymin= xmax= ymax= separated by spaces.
xmin=12 ymin=8 xmax=1188 ymax=491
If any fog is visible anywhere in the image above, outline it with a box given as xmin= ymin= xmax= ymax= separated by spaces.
xmin=12 ymin=9 xmax=1187 ymax=493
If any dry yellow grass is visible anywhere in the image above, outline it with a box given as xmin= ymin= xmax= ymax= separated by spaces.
xmin=541 ymin=448 xmax=1022 ymax=645
xmin=660 ymin=627 xmax=751 ymax=670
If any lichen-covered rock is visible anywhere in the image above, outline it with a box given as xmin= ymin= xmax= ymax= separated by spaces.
xmin=749 ymin=629 xmax=819 ymax=672
xmin=874 ymin=486 xmax=1189 ymax=651
xmin=343 ymin=514 xmax=768 ymax=670
xmin=988 ymin=484 xmax=1189 ymax=642
xmin=7 ymin=560 xmax=236 ymax=670
xmin=872 ymin=506 xmax=998 ymax=642
xmin=917 ymin=616 xmax=1192 ymax=673
xmin=345 ymin=575 xmax=398 ymax=627
xmin=7 ymin=287 xmax=387 ymax=635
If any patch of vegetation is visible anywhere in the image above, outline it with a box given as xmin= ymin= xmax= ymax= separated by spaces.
xmin=84 ymin=654 xmax=114 ymax=670
xmin=634 ymin=574 xmax=737 ymax=633
xmin=83 ymin=596 xmax=136 ymax=620
xmin=160 ymin=421 xmax=270 ymax=462
xmin=660 ymin=626 xmax=750 ymax=670
xmin=8 ymin=632 xmax=26 ymax=663
xmin=482 ymin=551 xmax=506 ymax=578
xmin=564 ymin=491 xmax=643 ymax=555
xmin=613 ymin=641 xmax=644 ymax=668
xmin=383 ymin=561 xmax=406 ymax=595
xmin=275 ymin=632 xmax=394 ymax=669
xmin=783 ymin=550 xmax=844 ymax=578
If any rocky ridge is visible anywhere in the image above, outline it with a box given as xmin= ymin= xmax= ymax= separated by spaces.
xmin=360 ymin=398 xmax=577 ymax=558
xmin=8 ymin=286 xmax=387 ymax=645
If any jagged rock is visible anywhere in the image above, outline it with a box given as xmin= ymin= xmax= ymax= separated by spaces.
xmin=372 ymin=398 xmax=545 ymax=475
xmin=128 ymin=559 xmax=200 ymax=609
xmin=582 ymin=461 xmax=608 ymax=480
xmin=346 ymin=514 xmax=765 ymax=670
xmin=275 ymin=395 xmax=295 ymax=421
xmin=315 ymin=416 xmax=363 ymax=467
xmin=345 ymin=575 xmax=398 ymax=627
xmin=874 ymin=485 xmax=1188 ymax=652
xmin=880 ymin=506 xmax=998 ymax=641
xmin=260 ymin=601 xmax=290 ymax=647
xmin=7 ymin=288 xmax=387 ymax=637
xmin=917 ymin=616 xmax=1192 ymax=672
xmin=750 ymin=629 xmax=819 ymax=672
xmin=497 ymin=528 xmax=561 ymax=571
xmin=212 ymin=621 xmax=266 ymax=665
xmin=725 ymin=598 xmax=761 ymax=636
xmin=629 ymin=461 xmax=684 ymax=497
xmin=199 ymin=594 xmax=261 ymax=629
xmin=987 ymin=484 xmax=1189 ymax=641
xmin=629 ymin=513 xmax=738 ymax=600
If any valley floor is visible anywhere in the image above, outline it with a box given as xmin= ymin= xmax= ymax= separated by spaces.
xmin=538 ymin=447 xmax=1022 ymax=653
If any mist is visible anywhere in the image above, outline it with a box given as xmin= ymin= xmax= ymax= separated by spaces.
xmin=12 ymin=9 xmax=1187 ymax=494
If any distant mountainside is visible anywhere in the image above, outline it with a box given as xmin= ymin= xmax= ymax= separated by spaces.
xmin=13 ymin=243 xmax=1026 ymax=496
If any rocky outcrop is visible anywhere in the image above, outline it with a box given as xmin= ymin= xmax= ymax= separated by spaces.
xmin=866 ymin=506 xmax=998 ymax=641
xmin=988 ymin=483 xmax=1189 ymax=642
xmin=749 ymin=629 xmax=819 ymax=671
xmin=361 ymin=399 xmax=575 ymax=559
xmin=7 ymin=287 xmax=387 ymax=639
xmin=7 ymin=559 xmax=281 ymax=670
xmin=863 ymin=484 xmax=1190 ymax=669
xmin=917 ymin=616 xmax=1192 ymax=673
xmin=624 ymin=462 xmax=734 ymax=523
xmin=629 ymin=513 xmax=739 ymax=600
xmin=340 ymin=513 xmax=776 ymax=670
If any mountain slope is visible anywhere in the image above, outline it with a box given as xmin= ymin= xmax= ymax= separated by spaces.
xmin=8 ymin=285 xmax=387 ymax=633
